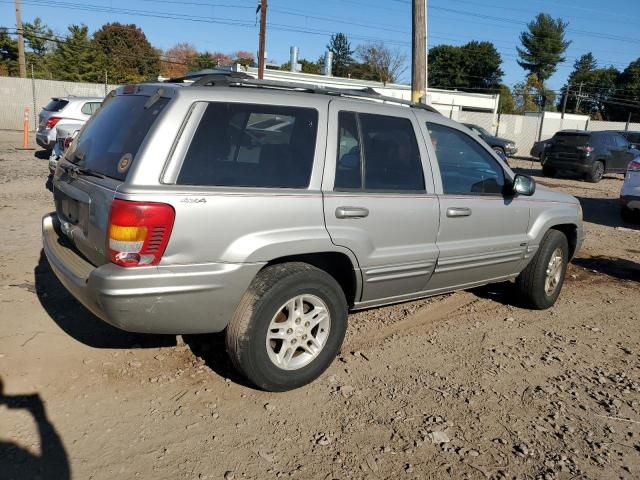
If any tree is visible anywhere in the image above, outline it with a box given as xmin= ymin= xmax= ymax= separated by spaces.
xmin=49 ymin=25 xmax=102 ymax=82
xmin=231 ymin=50 xmax=255 ymax=67
xmin=327 ymin=33 xmax=353 ymax=77
xmin=210 ymin=51 xmax=232 ymax=67
xmin=187 ymin=51 xmax=217 ymax=71
xmin=161 ymin=42 xmax=197 ymax=78
xmin=0 ymin=27 xmax=18 ymax=76
xmin=280 ymin=58 xmax=321 ymax=74
xmin=498 ymin=84 xmax=515 ymax=114
xmin=517 ymin=13 xmax=571 ymax=84
xmin=355 ymin=42 xmax=406 ymax=84
xmin=428 ymin=41 xmax=503 ymax=91
xmin=23 ymin=17 xmax=52 ymax=57
xmin=92 ymin=23 xmax=160 ymax=83
xmin=512 ymin=74 xmax=556 ymax=113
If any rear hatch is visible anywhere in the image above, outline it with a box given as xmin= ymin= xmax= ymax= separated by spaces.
xmin=547 ymin=132 xmax=591 ymax=160
xmin=53 ymin=88 xmax=170 ymax=267
xmin=39 ymin=98 xmax=69 ymax=130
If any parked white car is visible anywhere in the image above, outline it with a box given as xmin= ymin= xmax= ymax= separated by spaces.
xmin=36 ymin=96 xmax=102 ymax=150
xmin=48 ymin=122 xmax=83 ymax=173
xmin=621 ymin=156 xmax=640 ymax=222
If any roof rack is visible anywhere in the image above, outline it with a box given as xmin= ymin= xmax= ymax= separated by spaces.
xmin=165 ymin=72 xmax=440 ymax=114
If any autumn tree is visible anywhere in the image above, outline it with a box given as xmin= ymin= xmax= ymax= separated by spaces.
xmin=92 ymin=23 xmax=160 ymax=83
xmin=355 ymin=42 xmax=406 ymax=84
xmin=161 ymin=42 xmax=197 ymax=78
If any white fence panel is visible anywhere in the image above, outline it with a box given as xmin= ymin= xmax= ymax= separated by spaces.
xmin=589 ymin=120 xmax=627 ymax=132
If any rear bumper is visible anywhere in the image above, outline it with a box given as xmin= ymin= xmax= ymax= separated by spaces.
xmin=42 ymin=213 xmax=264 ymax=334
xmin=543 ymin=156 xmax=592 ymax=173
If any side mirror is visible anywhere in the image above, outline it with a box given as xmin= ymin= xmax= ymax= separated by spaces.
xmin=513 ymin=174 xmax=536 ymax=196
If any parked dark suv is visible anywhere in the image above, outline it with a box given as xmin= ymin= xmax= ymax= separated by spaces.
xmin=542 ymin=130 xmax=639 ymax=182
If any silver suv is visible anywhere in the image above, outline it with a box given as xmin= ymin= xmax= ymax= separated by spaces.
xmin=36 ymin=96 xmax=102 ymax=150
xmin=43 ymin=76 xmax=584 ymax=391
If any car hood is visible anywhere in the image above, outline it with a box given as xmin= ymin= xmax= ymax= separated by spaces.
xmin=531 ymin=183 xmax=580 ymax=206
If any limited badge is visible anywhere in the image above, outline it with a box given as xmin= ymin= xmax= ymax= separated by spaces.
xmin=117 ymin=153 xmax=132 ymax=173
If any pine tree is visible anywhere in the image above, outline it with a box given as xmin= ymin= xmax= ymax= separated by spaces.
xmin=327 ymin=33 xmax=353 ymax=77
xmin=50 ymin=25 xmax=103 ymax=82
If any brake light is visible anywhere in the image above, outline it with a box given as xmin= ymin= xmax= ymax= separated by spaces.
xmin=108 ymin=199 xmax=175 ymax=267
xmin=628 ymin=159 xmax=640 ymax=171
xmin=63 ymin=136 xmax=74 ymax=149
xmin=576 ymin=145 xmax=594 ymax=154
xmin=46 ymin=116 xmax=61 ymax=129
xmin=123 ymin=85 xmax=136 ymax=94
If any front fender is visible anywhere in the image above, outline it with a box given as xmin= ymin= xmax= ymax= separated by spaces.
xmin=526 ymin=201 xmax=583 ymax=259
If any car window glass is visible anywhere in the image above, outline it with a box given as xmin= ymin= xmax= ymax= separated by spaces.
xmin=81 ymin=103 xmax=93 ymax=115
xmin=335 ymin=111 xmax=362 ymax=190
xmin=427 ymin=122 xmax=505 ymax=195
xmin=614 ymin=135 xmax=628 ymax=148
xmin=43 ymin=99 xmax=68 ymax=112
xmin=359 ymin=113 xmax=425 ymax=192
xmin=178 ymin=102 xmax=318 ymax=188
xmin=90 ymin=102 xmax=102 ymax=115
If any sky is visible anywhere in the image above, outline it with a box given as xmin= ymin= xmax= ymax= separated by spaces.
xmin=2 ymin=0 xmax=639 ymax=92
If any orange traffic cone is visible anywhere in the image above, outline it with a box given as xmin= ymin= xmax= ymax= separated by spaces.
xmin=17 ymin=106 xmax=35 ymax=151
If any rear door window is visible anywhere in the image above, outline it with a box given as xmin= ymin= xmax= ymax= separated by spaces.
xmin=65 ymin=94 xmax=169 ymax=180
xmin=177 ymin=102 xmax=318 ymax=188
xmin=43 ymin=99 xmax=68 ymax=112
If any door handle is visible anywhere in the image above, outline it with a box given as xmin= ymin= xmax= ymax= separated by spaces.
xmin=446 ymin=207 xmax=472 ymax=218
xmin=336 ymin=206 xmax=369 ymax=219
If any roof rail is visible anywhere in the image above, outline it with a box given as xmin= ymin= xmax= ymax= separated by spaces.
xmin=164 ymin=72 xmax=440 ymax=114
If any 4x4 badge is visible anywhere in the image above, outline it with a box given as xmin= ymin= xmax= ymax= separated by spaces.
xmin=181 ymin=197 xmax=207 ymax=204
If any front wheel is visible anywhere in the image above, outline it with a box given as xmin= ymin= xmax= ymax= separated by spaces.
xmin=542 ymin=164 xmax=556 ymax=177
xmin=226 ymin=262 xmax=348 ymax=391
xmin=515 ymin=230 xmax=569 ymax=309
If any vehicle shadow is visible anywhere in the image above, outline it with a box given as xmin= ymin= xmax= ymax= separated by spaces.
xmin=45 ymin=174 xmax=53 ymax=192
xmin=34 ymin=150 xmax=49 ymax=160
xmin=575 ymin=196 xmax=639 ymax=229
xmin=469 ymin=281 xmax=520 ymax=307
xmin=0 ymin=378 xmax=70 ymax=480
xmin=34 ymin=250 xmax=176 ymax=349
xmin=182 ymin=334 xmax=256 ymax=389
xmin=572 ymin=256 xmax=639 ymax=282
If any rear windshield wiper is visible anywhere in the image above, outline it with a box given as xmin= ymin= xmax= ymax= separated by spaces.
xmin=60 ymin=163 xmax=105 ymax=179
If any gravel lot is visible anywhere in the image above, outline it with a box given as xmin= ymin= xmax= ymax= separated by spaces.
xmin=1 ymin=129 xmax=639 ymax=480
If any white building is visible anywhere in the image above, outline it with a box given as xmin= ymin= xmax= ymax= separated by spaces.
xmin=225 ymin=64 xmax=499 ymax=120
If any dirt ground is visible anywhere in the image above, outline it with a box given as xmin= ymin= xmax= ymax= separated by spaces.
xmin=1 ymin=129 xmax=639 ymax=480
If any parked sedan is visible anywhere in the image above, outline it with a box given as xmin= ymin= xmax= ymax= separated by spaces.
xmin=36 ymin=96 xmax=102 ymax=150
xmin=620 ymin=156 xmax=640 ymax=222
xmin=463 ymin=123 xmax=518 ymax=157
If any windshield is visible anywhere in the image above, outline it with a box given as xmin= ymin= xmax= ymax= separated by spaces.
xmin=66 ymin=94 xmax=169 ymax=181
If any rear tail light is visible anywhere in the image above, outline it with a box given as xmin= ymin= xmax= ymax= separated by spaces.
xmin=46 ymin=116 xmax=61 ymax=129
xmin=628 ymin=159 xmax=640 ymax=171
xmin=576 ymin=145 xmax=594 ymax=154
xmin=108 ymin=199 xmax=175 ymax=267
xmin=63 ymin=136 xmax=74 ymax=149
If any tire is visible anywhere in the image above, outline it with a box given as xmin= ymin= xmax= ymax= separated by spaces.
xmin=515 ymin=230 xmax=569 ymax=310
xmin=493 ymin=146 xmax=506 ymax=156
xmin=542 ymin=164 xmax=556 ymax=177
xmin=585 ymin=160 xmax=605 ymax=183
xmin=226 ymin=262 xmax=348 ymax=392
xmin=621 ymin=206 xmax=637 ymax=223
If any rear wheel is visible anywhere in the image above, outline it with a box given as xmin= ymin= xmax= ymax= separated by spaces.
xmin=226 ymin=262 xmax=348 ymax=391
xmin=621 ymin=206 xmax=638 ymax=223
xmin=515 ymin=230 xmax=569 ymax=310
xmin=586 ymin=160 xmax=605 ymax=183
xmin=542 ymin=164 xmax=556 ymax=177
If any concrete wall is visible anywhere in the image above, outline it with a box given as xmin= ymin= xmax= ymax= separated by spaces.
xmin=0 ymin=77 xmax=118 ymax=131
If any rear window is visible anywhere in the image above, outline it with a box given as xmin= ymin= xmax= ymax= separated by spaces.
xmin=66 ymin=94 xmax=168 ymax=180
xmin=552 ymin=132 xmax=590 ymax=146
xmin=177 ymin=102 xmax=318 ymax=188
xmin=44 ymin=99 xmax=68 ymax=112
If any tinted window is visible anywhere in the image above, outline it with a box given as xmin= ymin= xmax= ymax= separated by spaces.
xmin=178 ymin=103 xmax=317 ymax=188
xmin=66 ymin=94 xmax=168 ymax=180
xmin=335 ymin=111 xmax=362 ymax=190
xmin=626 ymin=132 xmax=640 ymax=145
xmin=613 ymin=134 xmax=628 ymax=148
xmin=427 ymin=122 xmax=505 ymax=195
xmin=44 ymin=99 xmax=68 ymax=112
xmin=359 ymin=113 xmax=424 ymax=191
xmin=553 ymin=132 xmax=589 ymax=146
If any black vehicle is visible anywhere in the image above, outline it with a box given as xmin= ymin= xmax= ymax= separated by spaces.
xmin=542 ymin=130 xmax=639 ymax=183
xmin=530 ymin=138 xmax=554 ymax=162
xmin=613 ymin=130 xmax=640 ymax=149
xmin=463 ymin=123 xmax=518 ymax=157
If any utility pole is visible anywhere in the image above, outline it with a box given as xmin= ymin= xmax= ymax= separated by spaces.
xmin=14 ymin=0 xmax=27 ymax=78
xmin=411 ymin=0 xmax=426 ymax=103
xmin=257 ymin=0 xmax=267 ymax=79
xmin=575 ymin=82 xmax=584 ymax=113
xmin=561 ymin=84 xmax=569 ymax=119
